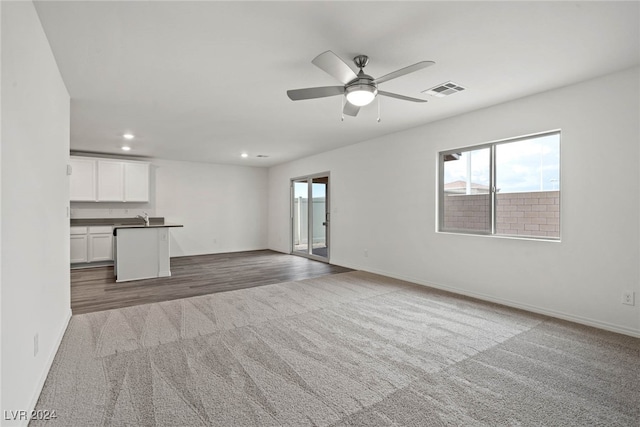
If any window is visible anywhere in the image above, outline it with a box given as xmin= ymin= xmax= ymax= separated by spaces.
xmin=439 ymin=131 xmax=560 ymax=240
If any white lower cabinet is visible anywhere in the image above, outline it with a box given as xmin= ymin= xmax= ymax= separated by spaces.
xmin=89 ymin=229 xmax=114 ymax=262
xmin=71 ymin=226 xmax=113 ymax=264
xmin=70 ymin=234 xmax=89 ymax=263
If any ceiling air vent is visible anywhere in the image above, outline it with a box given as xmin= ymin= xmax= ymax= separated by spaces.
xmin=422 ymin=81 xmax=466 ymax=97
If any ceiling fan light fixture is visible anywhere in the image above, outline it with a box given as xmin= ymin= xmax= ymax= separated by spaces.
xmin=345 ymin=84 xmax=377 ymax=107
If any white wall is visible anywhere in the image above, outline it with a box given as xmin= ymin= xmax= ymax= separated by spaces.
xmin=1 ymin=2 xmax=71 ymax=425
xmin=154 ymin=159 xmax=268 ymax=256
xmin=268 ymin=67 xmax=640 ymax=337
xmin=0 ymin=0 xmax=4 ymax=416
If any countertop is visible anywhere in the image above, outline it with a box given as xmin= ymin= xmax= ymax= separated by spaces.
xmin=71 ymin=217 xmax=166 ymax=227
xmin=113 ymin=223 xmax=183 ymax=236
xmin=70 ymin=218 xmax=183 ymax=236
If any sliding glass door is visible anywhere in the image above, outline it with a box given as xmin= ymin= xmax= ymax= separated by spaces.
xmin=291 ymin=174 xmax=329 ymax=261
xmin=292 ymin=179 xmax=309 ymax=255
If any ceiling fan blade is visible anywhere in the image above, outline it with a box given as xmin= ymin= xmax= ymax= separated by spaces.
xmin=378 ymin=91 xmax=428 ymax=103
xmin=343 ymin=101 xmax=360 ymax=117
xmin=374 ymin=61 xmax=435 ymax=84
xmin=287 ymin=86 xmax=345 ymax=101
xmin=311 ymin=51 xmax=358 ymax=84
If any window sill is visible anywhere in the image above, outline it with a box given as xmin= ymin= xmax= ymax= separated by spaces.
xmin=437 ymin=230 xmax=561 ymax=243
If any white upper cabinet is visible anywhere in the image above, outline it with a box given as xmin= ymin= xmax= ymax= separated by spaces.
xmin=69 ymin=157 xmax=97 ymax=201
xmin=124 ymin=162 xmax=150 ymax=202
xmin=97 ymin=160 xmax=124 ymax=201
xmin=70 ymin=156 xmax=150 ymax=202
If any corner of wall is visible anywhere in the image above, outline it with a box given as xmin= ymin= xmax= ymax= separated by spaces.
xmin=26 ymin=310 xmax=71 ymax=416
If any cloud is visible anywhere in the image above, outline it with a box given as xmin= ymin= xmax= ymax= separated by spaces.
xmin=443 ymin=134 xmax=560 ymax=192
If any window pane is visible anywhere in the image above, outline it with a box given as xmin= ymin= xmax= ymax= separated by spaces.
xmin=442 ymin=147 xmax=491 ymax=233
xmin=495 ymin=133 xmax=560 ymax=238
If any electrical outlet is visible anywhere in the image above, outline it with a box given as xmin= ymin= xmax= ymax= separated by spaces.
xmin=34 ymin=333 xmax=39 ymax=357
xmin=622 ymin=291 xmax=635 ymax=306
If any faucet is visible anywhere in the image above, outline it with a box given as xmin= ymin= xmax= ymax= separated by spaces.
xmin=136 ymin=212 xmax=150 ymax=226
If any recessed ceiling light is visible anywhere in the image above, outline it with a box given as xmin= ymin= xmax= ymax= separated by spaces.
xmin=123 ymin=133 xmax=135 ymax=140
xmin=121 ymin=146 xmax=131 ymax=151
xmin=241 ymin=153 xmax=249 ymax=158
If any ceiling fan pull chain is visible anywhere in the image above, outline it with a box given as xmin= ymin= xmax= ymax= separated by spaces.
xmin=377 ymin=97 xmax=381 ymax=123
xmin=341 ymin=96 xmax=345 ymax=121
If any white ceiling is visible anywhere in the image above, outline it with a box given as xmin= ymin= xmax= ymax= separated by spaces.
xmin=34 ymin=1 xmax=639 ymax=167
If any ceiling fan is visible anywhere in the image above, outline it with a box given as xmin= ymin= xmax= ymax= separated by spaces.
xmin=287 ymin=51 xmax=435 ymax=117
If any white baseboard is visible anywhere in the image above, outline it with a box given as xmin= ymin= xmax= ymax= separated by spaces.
xmin=348 ymin=263 xmax=640 ymax=339
xmin=21 ymin=309 xmax=72 ymax=427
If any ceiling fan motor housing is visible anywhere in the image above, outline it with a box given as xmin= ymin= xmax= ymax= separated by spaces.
xmin=349 ymin=55 xmax=377 ymax=91
xmin=345 ymin=77 xmax=378 ymax=94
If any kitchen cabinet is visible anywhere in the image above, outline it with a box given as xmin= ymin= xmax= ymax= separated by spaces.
xmin=70 ymin=226 xmax=113 ymax=264
xmin=88 ymin=226 xmax=114 ymax=262
xmin=124 ymin=162 xmax=150 ymax=202
xmin=70 ymin=156 xmax=150 ymax=202
xmin=97 ymin=160 xmax=124 ymax=201
xmin=69 ymin=158 xmax=96 ymax=201
xmin=70 ymin=227 xmax=88 ymax=263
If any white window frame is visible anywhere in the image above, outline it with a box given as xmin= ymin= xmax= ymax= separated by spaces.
xmin=438 ymin=130 xmax=561 ymax=241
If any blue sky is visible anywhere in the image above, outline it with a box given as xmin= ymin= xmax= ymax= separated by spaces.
xmin=444 ymin=134 xmax=560 ymax=193
xmin=294 ymin=182 xmax=326 ymax=198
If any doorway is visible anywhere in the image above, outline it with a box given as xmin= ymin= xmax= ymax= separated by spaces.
xmin=291 ymin=173 xmax=329 ymax=262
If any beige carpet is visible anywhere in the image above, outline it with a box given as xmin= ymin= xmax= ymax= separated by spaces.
xmin=33 ymin=271 xmax=640 ymax=426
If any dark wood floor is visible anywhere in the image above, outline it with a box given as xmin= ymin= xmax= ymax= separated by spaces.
xmin=71 ymin=250 xmax=353 ymax=314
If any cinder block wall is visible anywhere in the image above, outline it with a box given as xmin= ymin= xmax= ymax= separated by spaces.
xmin=443 ymin=191 xmax=560 ymax=238
xmin=443 ymin=194 xmax=490 ymax=231
xmin=496 ymin=191 xmax=560 ymax=237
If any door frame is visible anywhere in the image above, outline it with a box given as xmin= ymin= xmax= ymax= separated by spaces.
xmin=290 ymin=172 xmax=330 ymax=263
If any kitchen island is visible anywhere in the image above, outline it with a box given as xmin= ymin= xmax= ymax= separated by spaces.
xmin=113 ymin=224 xmax=183 ymax=282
